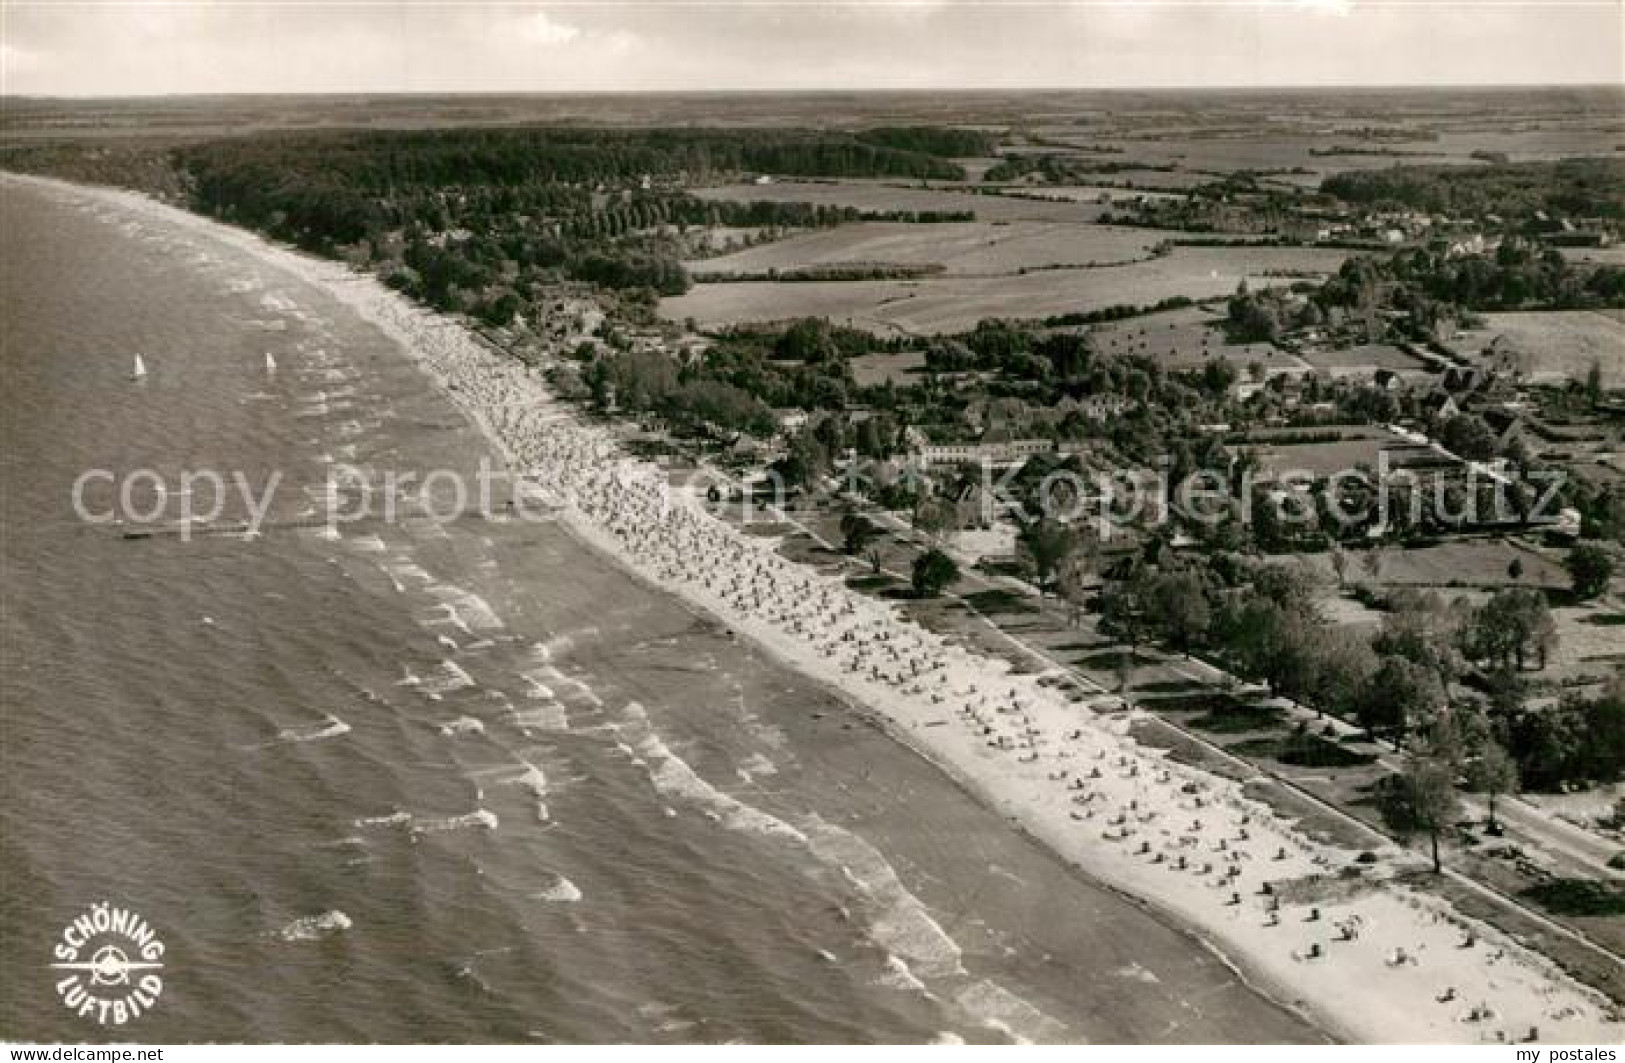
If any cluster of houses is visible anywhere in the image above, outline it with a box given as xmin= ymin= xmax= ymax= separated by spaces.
xmin=1133 ymin=188 xmax=1617 ymax=255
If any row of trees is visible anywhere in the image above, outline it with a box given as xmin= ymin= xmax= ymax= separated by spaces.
xmin=1379 ymin=738 xmax=1520 ymax=874
xmin=837 ymin=513 xmax=960 ymax=598
xmin=1092 ymin=547 xmax=1622 ymax=792
xmin=1385 ymin=669 xmax=1625 ymax=873
xmin=1504 ymin=676 xmax=1625 ymax=791
xmin=846 ymin=488 xmax=1593 ymax=872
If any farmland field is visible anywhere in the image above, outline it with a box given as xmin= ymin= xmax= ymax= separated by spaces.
xmin=1360 ymin=539 xmax=1570 ymax=590
xmin=692 ymin=225 xmax=777 ymax=252
xmin=664 ymin=244 xmax=1352 ymax=335
xmin=693 ymin=180 xmax=1113 ymax=223
xmin=1549 ymin=605 xmax=1625 ymax=673
xmin=990 ymin=184 xmax=1184 ymax=204
xmin=1299 ymin=343 xmax=1432 ymax=375
xmin=988 ymin=165 xmax=1220 ymax=191
xmin=1031 ymin=123 xmax=1618 ymax=190
xmin=1458 ymin=310 xmax=1625 ymax=386
xmin=850 ymin=349 xmax=928 ymax=386
xmin=1560 ymin=246 xmax=1625 ymax=267
xmin=1279 ymin=538 xmax=1570 ymax=592
xmin=1245 ymin=427 xmax=1417 ymax=481
xmin=1032 ymin=130 xmax=1463 ymax=187
xmin=1081 ymin=305 xmax=1291 ymax=371
xmin=1429 ymin=127 xmax=1625 ymax=163
xmin=687 ymin=221 xmax=1168 ymax=278
xmin=1065 ymin=169 xmax=1218 ymax=191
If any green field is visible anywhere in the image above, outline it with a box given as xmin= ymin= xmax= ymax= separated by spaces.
xmin=688 ymin=220 xmax=1166 ymax=278
xmin=664 ymin=245 xmax=1352 ymax=335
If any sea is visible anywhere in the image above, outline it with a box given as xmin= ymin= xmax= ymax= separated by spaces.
xmin=0 ymin=176 xmax=1324 ymax=1044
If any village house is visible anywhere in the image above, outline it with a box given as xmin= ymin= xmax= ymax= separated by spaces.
xmin=1481 ymin=406 xmax=1524 ymax=451
xmin=773 ymin=408 xmax=810 ymax=436
xmin=916 ymin=438 xmax=1055 ymax=469
xmin=1441 ymin=365 xmax=1495 ymax=394
xmin=963 ymin=396 xmax=1039 ymax=436
xmin=1056 ymin=394 xmax=1138 ymax=421
xmin=1419 ymin=390 xmax=1461 ymax=421
xmin=952 ymin=480 xmax=1009 ymax=530
xmin=1373 ymin=368 xmax=1405 ymax=392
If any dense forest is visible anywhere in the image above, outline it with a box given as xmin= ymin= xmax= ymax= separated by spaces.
xmin=849 ymin=126 xmax=997 ymax=158
xmin=180 ymin=125 xmax=989 ymax=196
xmin=1324 ymin=239 xmax=1625 ymax=310
xmin=557 ymin=316 xmax=893 ymax=440
xmin=174 ymin=124 xmax=985 ymax=247
xmin=981 ymin=152 xmax=1174 ymax=184
xmin=1321 ymin=158 xmax=1625 ymax=222
xmin=1225 ymin=238 xmax=1624 ymax=349
xmin=157 ymin=125 xmax=995 ymax=317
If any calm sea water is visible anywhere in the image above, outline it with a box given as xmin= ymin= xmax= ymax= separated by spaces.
xmin=0 ymin=178 xmax=1323 ymax=1044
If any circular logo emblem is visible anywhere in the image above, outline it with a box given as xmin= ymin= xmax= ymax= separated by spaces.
xmin=50 ymin=903 xmax=165 ymax=1026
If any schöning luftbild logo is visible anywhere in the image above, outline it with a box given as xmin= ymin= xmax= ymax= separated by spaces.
xmin=50 ymin=902 xmax=166 ymax=1026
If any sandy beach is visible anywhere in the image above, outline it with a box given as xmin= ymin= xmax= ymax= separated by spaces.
xmin=30 ymin=174 xmax=1621 ymax=1046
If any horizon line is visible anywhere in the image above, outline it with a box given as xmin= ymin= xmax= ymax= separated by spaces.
xmin=5 ymin=81 xmax=1623 ymax=102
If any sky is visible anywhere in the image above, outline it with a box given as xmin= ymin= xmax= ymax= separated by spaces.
xmin=1 ymin=0 xmax=1620 ymax=96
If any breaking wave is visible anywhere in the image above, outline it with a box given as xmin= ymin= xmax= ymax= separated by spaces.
xmin=413 ymin=809 xmax=499 ymax=835
xmin=277 ymin=910 xmax=352 ymax=942
xmin=271 ymin=714 xmax=351 ymax=746
xmin=535 ymin=874 xmax=582 ymax=903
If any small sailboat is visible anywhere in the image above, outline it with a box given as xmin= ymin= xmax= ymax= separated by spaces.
xmin=264 ymin=351 xmax=278 ymax=373
xmin=132 ymin=353 xmax=148 ymax=381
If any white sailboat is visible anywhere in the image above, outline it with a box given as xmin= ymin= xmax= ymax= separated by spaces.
xmin=132 ymin=353 xmax=148 ymax=380
xmin=264 ymin=351 xmax=278 ymax=373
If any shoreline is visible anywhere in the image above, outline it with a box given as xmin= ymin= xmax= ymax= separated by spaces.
xmin=557 ymin=497 xmax=1341 ymax=1043
xmin=549 ymin=476 xmax=1352 ymax=1042
xmin=13 ymin=171 xmax=1619 ymax=1046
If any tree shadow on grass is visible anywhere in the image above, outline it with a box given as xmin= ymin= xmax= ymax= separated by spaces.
xmin=1521 ymin=880 xmax=1625 ymax=917
xmin=1135 ymin=679 xmax=1211 ymax=695
xmin=963 ymin=588 xmax=1040 ymax=614
xmin=1188 ymin=705 xmax=1288 ymax=734
xmin=1229 ymin=734 xmax=1378 ymax=769
xmin=1076 ymin=649 xmax=1133 ymax=671
xmin=1151 ymin=692 xmax=1259 ymax=715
